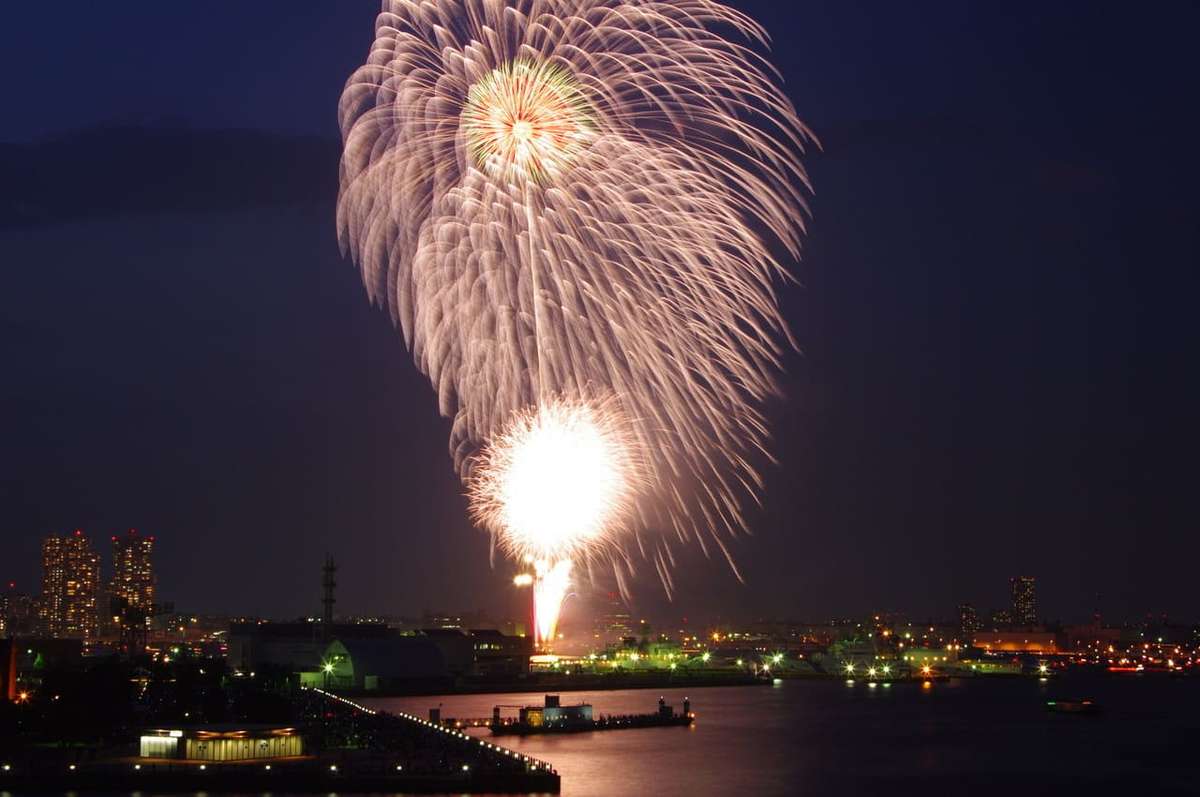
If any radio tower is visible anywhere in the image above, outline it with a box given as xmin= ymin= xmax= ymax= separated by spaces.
xmin=321 ymin=555 xmax=337 ymax=641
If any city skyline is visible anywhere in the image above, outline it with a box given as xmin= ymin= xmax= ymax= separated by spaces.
xmin=2 ymin=535 xmax=1185 ymax=630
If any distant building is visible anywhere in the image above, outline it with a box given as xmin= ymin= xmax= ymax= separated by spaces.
xmin=901 ymin=646 xmax=960 ymax=671
xmin=973 ymin=630 xmax=1058 ymax=653
xmin=957 ymin=603 xmax=981 ymax=640
xmin=0 ymin=584 xmax=35 ymax=638
xmin=990 ymin=609 xmax=1014 ymax=629
xmin=1010 ymin=576 xmax=1038 ymax=625
xmin=303 ymin=636 xmax=455 ymax=691
xmin=40 ymin=531 xmax=101 ymax=640
xmin=110 ymin=529 xmax=155 ymax=612
xmin=227 ymin=620 xmax=391 ymax=674
xmin=470 ymin=629 xmax=533 ymax=677
xmin=591 ymin=592 xmax=633 ymax=642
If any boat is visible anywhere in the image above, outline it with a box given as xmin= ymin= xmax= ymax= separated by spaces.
xmin=1046 ymin=699 xmax=1100 ymax=715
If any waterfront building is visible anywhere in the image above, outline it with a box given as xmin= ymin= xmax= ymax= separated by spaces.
xmin=227 ymin=619 xmax=391 ymax=674
xmin=471 ymin=629 xmax=533 ymax=676
xmin=303 ymin=636 xmax=454 ymax=691
xmin=40 ymin=531 xmax=101 ymax=640
xmin=140 ymin=725 xmax=302 ymax=761
xmin=973 ymin=630 xmax=1058 ymax=653
xmin=1010 ymin=576 xmax=1038 ymax=625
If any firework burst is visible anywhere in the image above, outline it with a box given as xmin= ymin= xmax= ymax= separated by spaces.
xmin=338 ymin=0 xmax=811 ymax=597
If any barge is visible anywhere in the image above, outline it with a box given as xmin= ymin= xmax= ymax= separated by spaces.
xmin=486 ymin=694 xmax=695 ymax=735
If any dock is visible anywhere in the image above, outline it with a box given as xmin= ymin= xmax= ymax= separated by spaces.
xmin=436 ymin=694 xmax=695 ymax=736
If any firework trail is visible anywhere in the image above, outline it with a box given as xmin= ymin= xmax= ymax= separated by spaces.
xmin=338 ymin=0 xmax=811 ymax=599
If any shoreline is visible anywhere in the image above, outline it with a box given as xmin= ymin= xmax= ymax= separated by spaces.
xmin=336 ymin=670 xmax=769 ymax=697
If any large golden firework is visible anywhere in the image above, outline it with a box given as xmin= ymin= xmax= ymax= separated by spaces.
xmin=462 ymin=58 xmax=593 ymax=183
xmin=338 ymin=0 xmax=811 ymax=597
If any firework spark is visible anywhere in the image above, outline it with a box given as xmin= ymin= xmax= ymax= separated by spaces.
xmin=468 ymin=396 xmax=641 ymax=564
xmin=471 ymin=396 xmax=640 ymax=648
xmin=338 ymin=0 xmax=811 ymax=595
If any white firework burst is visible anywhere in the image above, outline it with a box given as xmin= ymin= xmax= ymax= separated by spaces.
xmin=338 ymin=0 xmax=812 ymax=596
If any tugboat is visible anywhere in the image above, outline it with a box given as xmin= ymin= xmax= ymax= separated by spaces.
xmin=1046 ymin=698 xmax=1101 ymax=715
xmin=489 ymin=695 xmax=695 ymax=735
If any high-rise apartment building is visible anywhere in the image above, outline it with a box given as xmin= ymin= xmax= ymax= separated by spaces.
xmin=958 ymin=602 xmax=981 ymax=641
xmin=1010 ymin=576 xmax=1038 ymax=626
xmin=111 ymin=529 xmax=155 ymax=612
xmin=40 ymin=531 xmax=101 ymax=639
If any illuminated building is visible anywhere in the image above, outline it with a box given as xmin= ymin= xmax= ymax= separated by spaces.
xmin=974 ymin=631 xmax=1058 ymax=654
xmin=957 ymin=603 xmax=980 ymax=640
xmin=40 ymin=531 xmax=101 ymax=640
xmin=1010 ymin=576 xmax=1038 ymax=626
xmin=591 ymin=591 xmax=633 ymax=642
xmin=517 ymin=694 xmax=593 ymax=728
xmin=110 ymin=529 xmax=155 ymax=612
xmin=140 ymin=726 xmax=302 ymax=761
xmin=0 ymin=583 xmax=34 ymax=639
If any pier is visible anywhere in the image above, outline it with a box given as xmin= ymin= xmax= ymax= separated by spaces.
xmin=0 ymin=687 xmax=560 ymax=794
xmin=435 ymin=694 xmax=696 ymax=736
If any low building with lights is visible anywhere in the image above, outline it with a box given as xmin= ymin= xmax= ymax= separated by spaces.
xmin=517 ymin=694 xmax=593 ymax=728
xmin=139 ymin=725 xmax=303 ymax=761
xmin=972 ymin=631 xmax=1059 ymax=653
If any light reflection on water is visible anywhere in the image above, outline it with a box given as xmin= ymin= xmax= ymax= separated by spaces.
xmin=30 ymin=678 xmax=1200 ymax=797
xmin=365 ymin=677 xmax=1200 ymax=796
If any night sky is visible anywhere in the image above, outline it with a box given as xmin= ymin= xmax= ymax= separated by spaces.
xmin=2 ymin=2 xmax=1197 ymax=625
